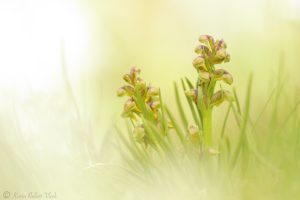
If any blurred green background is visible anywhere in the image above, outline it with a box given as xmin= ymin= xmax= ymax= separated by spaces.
xmin=86 ymin=0 xmax=300 ymax=122
xmin=0 ymin=0 xmax=300 ymax=199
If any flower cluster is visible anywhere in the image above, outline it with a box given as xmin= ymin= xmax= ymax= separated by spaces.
xmin=186 ymin=35 xmax=234 ymax=108
xmin=193 ymin=35 xmax=230 ymax=72
xmin=116 ymin=35 xmax=235 ymax=154
xmin=117 ymin=67 xmax=160 ymax=119
xmin=117 ymin=67 xmax=161 ymax=144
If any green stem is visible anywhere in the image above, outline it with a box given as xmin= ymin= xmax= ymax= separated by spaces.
xmin=203 ymin=107 xmax=212 ymax=147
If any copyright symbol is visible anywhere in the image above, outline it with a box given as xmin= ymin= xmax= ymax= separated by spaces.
xmin=3 ymin=191 xmax=10 ymax=199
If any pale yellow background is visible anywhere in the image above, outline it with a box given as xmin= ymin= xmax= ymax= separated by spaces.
xmin=0 ymin=0 xmax=299 ymax=197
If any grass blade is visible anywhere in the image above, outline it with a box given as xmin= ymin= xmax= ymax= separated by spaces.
xmin=231 ymin=74 xmax=253 ymax=168
xmin=233 ymin=88 xmax=241 ymax=115
xmin=181 ymin=78 xmax=201 ymax=129
xmin=165 ymin=106 xmax=187 ymax=149
xmin=220 ymin=103 xmax=232 ymax=140
xmin=174 ymin=82 xmax=188 ymax=129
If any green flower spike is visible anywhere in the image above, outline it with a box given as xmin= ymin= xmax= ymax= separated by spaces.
xmin=186 ymin=35 xmax=234 ymax=148
xmin=117 ymin=67 xmax=162 ymax=147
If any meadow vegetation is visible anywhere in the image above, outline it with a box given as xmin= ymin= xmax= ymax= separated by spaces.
xmin=115 ymin=35 xmax=300 ymax=200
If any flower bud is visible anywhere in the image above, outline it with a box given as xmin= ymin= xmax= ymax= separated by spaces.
xmin=117 ymin=87 xmax=126 ymax=97
xmin=199 ymin=35 xmax=214 ymax=44
xmin=210 ymin=90 xmax=233 ymax=107
xmin=185 ymin=89 xmax=197 ymax=99
xmin=198 ymin=35 xmax=209 ymax=43
xmin=130 ymin=67 xmax=141 ymax=75
xmin=199 ymin=70 xmax=210 ymax=82
xmin=216 ymin=49 xmax=227 ymax=60
xmin=124 ymin=98 xmax=136 ymax=112
xmin=199 ymin=35 xmax=215 ymax=51
xmin=130 ymin=67 xmax=141 ymax=83
xmin=214 ymin=49 xmax=230 ymax=64
xmin=213 ymin=69 xmax=233 ymax=85
xmin=148 ymin=86 xmax=159 ymax=96
xmin=125 ymin=86 xmax=135 ymax=95
xmin=123 ymin=74 xmax=132 ymax=84
xmin=193 ymin=56 xmax=206 ymax=70
xmin=215 ymin=39 xmax=227 ymax=50
xmin=213 ymin=69 xmax=225 ymax=79
xmin=122 ymin=99 xmax=138 ymax=118
xmin=211 ymin=91 xmax=224 ymax=106
xmin=149 ymin=101 xmax=160 ymax=110
xmin=194 ymin=45 xmax=209 ymax=55
xmin=222 ymin=73 xmax=233 ymax=85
